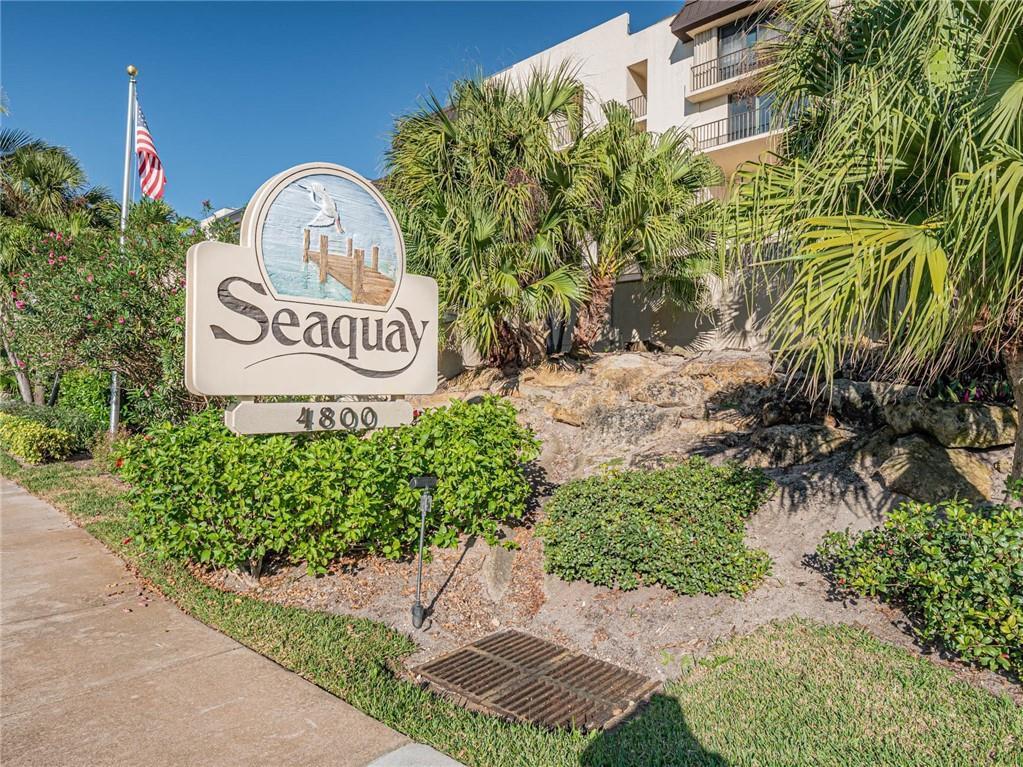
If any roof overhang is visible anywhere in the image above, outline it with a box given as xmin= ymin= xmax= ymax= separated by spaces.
xmin=671 ymin=0 xmax=757 ymax=41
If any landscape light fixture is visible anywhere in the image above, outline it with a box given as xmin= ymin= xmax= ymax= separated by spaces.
xmin=408 ymin=476 xmax=437 ymax=629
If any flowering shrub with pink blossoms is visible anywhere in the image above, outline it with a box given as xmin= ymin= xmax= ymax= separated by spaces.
xmin=6 ymin=202 xmax=221 ymax=426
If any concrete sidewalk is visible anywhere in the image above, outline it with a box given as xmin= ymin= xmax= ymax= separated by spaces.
xmin=0 ymin=479 xmax=463 ymax=767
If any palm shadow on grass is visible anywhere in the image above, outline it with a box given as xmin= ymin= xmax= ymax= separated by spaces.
xmin=581 ymin=694 xmax=727 ymax=767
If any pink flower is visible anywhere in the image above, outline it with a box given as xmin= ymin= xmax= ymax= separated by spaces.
xmin=86 ymin=274 xmax=94 ymax=283
xmin=48 ymin=259 xmax=55 ymax=266
xmin=73 ymin=294 xmax=80 ymax=301
xmin=117 ymin=317 xmax=125 ymax=324
xmin=86 ymin=314 xmax=92 ymax=320
xmin=129 ymin=270 xmax=136 ymax=276
xmin=14 ymin=300 xmax=25 ymax=310
xmin=55 ymin=233 xmax=62 ymax=241
xmin=173 ymin=316 xmax=182 ymax=324
xmin=16 ymin=360 xmax=25 ymax=369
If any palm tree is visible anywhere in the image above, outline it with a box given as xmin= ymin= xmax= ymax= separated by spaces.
xmin=0 ymin=130 xmax=116 ymax=402
xmin=571 ymin=102 xmax=721 ymax=350
xmin=725 ymin=0 xmax=1023 ymax=478
xmin=385 ymin=66 xmax=591 ymax=366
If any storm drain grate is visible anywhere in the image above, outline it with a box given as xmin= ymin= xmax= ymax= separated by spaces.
xmin=413 ymin=630 xmax=660 ymax=731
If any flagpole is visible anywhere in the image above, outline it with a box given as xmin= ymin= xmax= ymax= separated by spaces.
xmin=110 ymin=64 xmax=137 ymax=434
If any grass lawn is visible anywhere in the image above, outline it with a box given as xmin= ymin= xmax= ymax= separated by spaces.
xmin=2 ymin=453 xmax=1020 ymax=766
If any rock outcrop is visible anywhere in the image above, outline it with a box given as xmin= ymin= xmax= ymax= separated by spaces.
xmin=415 ymin=351 xmax=1011 ymax=503
xmin=877 ymin=435 xmax=994 ymax=503
xmin=884 ymin=401 xmax=1016 ymax=449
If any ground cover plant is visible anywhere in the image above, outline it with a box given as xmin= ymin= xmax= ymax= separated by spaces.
xmin=3 ymin=453 xmax=1021 ymax=766
xmin=0 ymin=399 xmax=100 ymax=449
xmin=537 ymin=458 xmax=773 ymax=596
xmin=0 ymin=411 xmax=76 ymax=463
xmin=818 ymin=497 xmax=1023 ymax=676
xmin=116 ymin=397 xmax=539 ymax=577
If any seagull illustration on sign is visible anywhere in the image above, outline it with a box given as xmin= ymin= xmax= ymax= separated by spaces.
xmin=299 ymin=181 xmax=345 ymax=233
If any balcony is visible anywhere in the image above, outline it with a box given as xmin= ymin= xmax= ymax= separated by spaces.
xmin=550 ymin=119 xmax=572 ymax=148
xmin=692 ymin=105 xmax=782 ymax=177
xmin=691 ymin=47 xmax=760 ymax=95
xmin=627 ymin=94 xmax=647 ymax=120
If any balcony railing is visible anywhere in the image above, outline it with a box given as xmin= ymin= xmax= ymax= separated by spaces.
xmin=550 ymin=119 xmax=572 ymax=148
xmin=691 ymin=47 xmax=760 ymax=92
xmin=693 ymin=105 xmax=776 ymax=151
xmin=627 ymin=94 xmax=647 ymax=120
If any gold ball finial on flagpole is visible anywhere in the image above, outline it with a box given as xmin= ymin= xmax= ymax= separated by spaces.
xmin=126 ymin=65 xmax=138 ymax=77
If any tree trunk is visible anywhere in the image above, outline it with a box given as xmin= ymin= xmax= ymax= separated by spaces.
xmin=571 ymin=275 xmax=617 ymax=352
xmin=1003 ymin=345 xmax=1023 ymax=485
xmin=46 ymin=371 xmax=62 ymax=407
xmin=0 ymin=331 xmax=33 ymax=404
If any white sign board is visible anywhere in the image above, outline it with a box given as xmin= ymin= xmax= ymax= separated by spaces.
xmin=225 ymin=400 xmax=414 ymax=435
xmin=185 ymin=163 xmax=439 ymax=397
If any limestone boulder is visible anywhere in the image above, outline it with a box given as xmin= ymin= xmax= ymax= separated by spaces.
xmin=677 ymin=353 xmax=775 ymax=390
xmin=542 ymin=385 xmax=621 ymax=428
xmin=627 ymin=352 xmax=776 ymax=417
xmin=519 ymin=361 xmax=586 ymax=389
xmin=590 ymin=354 xmax=671 ymax=391
xmin=877 ymin=435 xmax=993 ymax=503
xmin=630 ymin=372 xmax=707 ymax=416
xmin=444 ymin=366 xmax=507 ymax=393
xmin=746 ymin=424 xmax=855 ymax=468
xmin=883 ymin=400 xmax=1016 ymax=449
xmin=582 ymin=402 xmax=680 ymax=448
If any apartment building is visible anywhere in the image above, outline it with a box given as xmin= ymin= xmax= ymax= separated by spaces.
xmin=494 ymin=0 xmax=782 ymax=182
xmin=494 ymin=0 xmax=781 ymax=351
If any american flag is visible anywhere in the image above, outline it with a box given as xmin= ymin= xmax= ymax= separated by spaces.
xmin=135 ymin=101 xmax=166 ymax=200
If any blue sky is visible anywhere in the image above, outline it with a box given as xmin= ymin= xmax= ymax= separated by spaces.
xmin=2 ymin=1 xmax=679 ymax=218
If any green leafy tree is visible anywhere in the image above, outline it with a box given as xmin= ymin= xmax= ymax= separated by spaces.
xmin=9 ymin=199 xmax=218 ymax=426
xmin=725 ymin=0 xmax=1023 ymax=477
xmin=0 ymin=129 xmax=117 ymax=402
xmin=571 ymin=103 xmax=721 ymax=350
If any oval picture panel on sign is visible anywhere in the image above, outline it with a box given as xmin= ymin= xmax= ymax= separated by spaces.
xmin=249 ymin=165 xmax=404 ymax=312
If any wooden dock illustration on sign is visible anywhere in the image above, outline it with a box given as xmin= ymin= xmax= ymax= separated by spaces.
xmin=301 ymin=229 xmax=395 ymax=306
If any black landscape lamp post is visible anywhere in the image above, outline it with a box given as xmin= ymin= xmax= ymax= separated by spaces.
xmin=408 ymin=476 xmax=437 ymax=629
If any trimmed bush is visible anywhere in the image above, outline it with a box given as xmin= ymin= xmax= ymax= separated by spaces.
xmin=115 ymin=397 xmax=539 ymax=576
xmin=57 ymin=368 xmax=110 ymax=432
xmin=0 ymin=400 xmax=102 ymax=449
xmin=0 ymin=412 xmax=77 ymax=464
xmin=537 ymin=459 xmax=773 ymax=596
xmin=817 ymin=499 xmax=1023 ymax=675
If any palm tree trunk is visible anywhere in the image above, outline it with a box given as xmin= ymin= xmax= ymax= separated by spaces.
xmin=572 ymin=275 xmax=617 ymax=352
xmin=1004 ymin=345 xmax=1023 ymax=484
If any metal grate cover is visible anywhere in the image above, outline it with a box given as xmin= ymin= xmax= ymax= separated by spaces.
xmin=413 ymin=630 xmax=660 ymax=731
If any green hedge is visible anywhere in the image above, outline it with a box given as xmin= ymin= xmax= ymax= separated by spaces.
xmin=0 ymin=412 xmax=78 ymax=464
xmin=0 ymin=400 xmax=102 ymax=449
xmin=116 ymin=397 xmax=539 ymax=576
xmin=57 ymin=368 xmax=110 ymax=432
xmin=818 ymin=499 xmax=1023 ymax=675
xmin=537 ymin=459 xmax=773 ymax=596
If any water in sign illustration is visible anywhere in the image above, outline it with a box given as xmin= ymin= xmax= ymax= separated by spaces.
xmin=259 ymin=173 xmax=398 ymax=306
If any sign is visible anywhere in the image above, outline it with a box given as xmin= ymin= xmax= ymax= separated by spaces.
xmin=225 ymin=400 xmax=414 ymax=435
xmin=185 ymin=163 xmax=439 ymax=397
